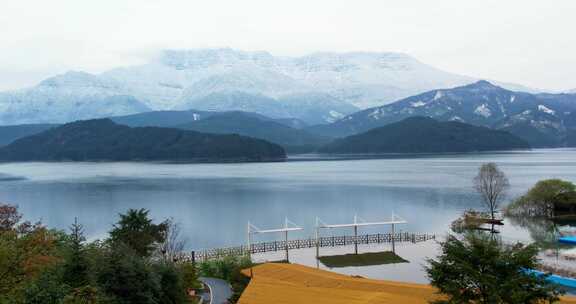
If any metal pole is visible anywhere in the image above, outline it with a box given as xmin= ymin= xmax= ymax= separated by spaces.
xmin=392 ymin=223 xmax=396 ymax=254
xmin=247 ymin=222 xmax=252 ymax=260
xmin=247 ymin=222 xmax=254 ymax=277
xmin=285 ymin=218 xmax=289 ymax=262
xmin=315 ymin=217 xmax=320 ymax=259
xmin=285 ymin=230 xmax=289 ymax=262
xmin=354 ymin=215 xmax=358 ymax=255
xmin=354 ymin=225 xmax=358 ymax=255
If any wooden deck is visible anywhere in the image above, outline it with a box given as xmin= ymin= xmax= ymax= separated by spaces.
xmin=238 ymin=263 xmax=576 ymax=304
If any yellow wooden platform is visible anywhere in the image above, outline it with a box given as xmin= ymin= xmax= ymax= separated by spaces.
xmin=239 ymin=263 xmax=576 ymax=304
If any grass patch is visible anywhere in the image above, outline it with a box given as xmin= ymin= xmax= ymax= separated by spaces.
xmin=318 ymin=251 xmax=409 ymax=268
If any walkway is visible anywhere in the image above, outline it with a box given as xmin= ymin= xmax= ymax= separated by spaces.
xmin=199 ymin=277 xmax=233 ymax=304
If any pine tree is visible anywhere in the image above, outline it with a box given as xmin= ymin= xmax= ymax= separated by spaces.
xmin=109 ymin=209 xmax=168 ymax=257
xmin=63 ymin=218 xmax=89 ymax=288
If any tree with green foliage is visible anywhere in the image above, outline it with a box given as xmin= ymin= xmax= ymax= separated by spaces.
xmin=199 ymin=255 xmax=253 ymax=303
xmin=63 ymin=286 xmax=101 ymax=304
xmin=109 ymin=208 xmax=168 ymax=257
xmin=23 ymin=268 xmax=70 ymax=304
xmin=155 ymin=262 xmax=190 ymax=304
xmin=63 ymin=218 xmax=89 ymax=288
xmin=506 ymin=179 xmax=576 ymax=217
xmin=180 ymin=261 xmax=202 ymax=292
xmin=0 ymin=206 xmax=198 ymax=304
xmin=97 ymin=242 xmax=162 ymax=304
xmin=426 ymin=233 xmax=562 ymax=304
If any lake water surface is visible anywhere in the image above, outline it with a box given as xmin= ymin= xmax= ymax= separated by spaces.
xmin=1 ymin=149 xmax=576 ymax=251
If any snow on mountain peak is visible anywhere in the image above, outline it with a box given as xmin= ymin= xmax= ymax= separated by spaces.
xmin=157 ymin=48 xmax=276 ymax=70
xmin=0 ymin=48 xmax=540 ymax=125
xmin=410 ymin=101 xmax=426 ymax=107
xmin=104 ymin=48 xmax=488 ymax=110
xmin=38 ymin=71 xmax=122 ymax=90
xmin=474 ymin=104 xmax=492 ymax=117
xmin=295 ymin=51 xmax=419 ymax=70
xmin=462 ymin=80 xmax=502 ymax=91
xmin=433 ymin=91 xmax=444 ymax=100
xmin=538 ymin=104 xmax=555 ymax=115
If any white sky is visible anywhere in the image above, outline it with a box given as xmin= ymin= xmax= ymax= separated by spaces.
xmin=1 ymin=0 xmax=575 ymax=91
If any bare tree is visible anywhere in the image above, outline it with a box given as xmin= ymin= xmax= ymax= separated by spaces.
xmin=0 ymin=204 xmax=21 ymax=231
xmin=473 ymin=163 xmax=509 ymax=222
xmin=158 ymin=218 xmax=187 ymax=262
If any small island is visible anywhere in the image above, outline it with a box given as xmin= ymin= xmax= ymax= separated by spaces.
xmin=0 ymin=119 xmax=286 ymax=162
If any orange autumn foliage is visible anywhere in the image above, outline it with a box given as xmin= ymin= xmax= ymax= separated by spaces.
xmin=0 ymin=204 xmax=61 ymax=296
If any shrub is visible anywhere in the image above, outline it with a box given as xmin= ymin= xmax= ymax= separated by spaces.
xmin=426 ymin=233 xmax=563 ymax=303
xmin=506 ymin=179 xmax=576 ymax=217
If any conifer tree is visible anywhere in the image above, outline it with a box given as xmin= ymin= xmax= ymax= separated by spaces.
xmin=63 ymin=218 xmax=89 ymax=288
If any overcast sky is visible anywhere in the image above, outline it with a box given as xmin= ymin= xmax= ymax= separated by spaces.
xmin=1 ymin=0 xmax=575 ymax=91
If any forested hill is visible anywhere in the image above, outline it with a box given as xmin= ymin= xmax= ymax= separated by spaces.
xmin=319 ymin=117 xmax=530 ymax=154
xmin=0 ymin=119 xmax=286 ymax=162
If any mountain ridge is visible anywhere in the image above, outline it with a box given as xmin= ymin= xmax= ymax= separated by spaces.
xmin=0 ymin=48 xmax=537 ymax=126
xmin=308 ymin=81 xmax=576 ymax=147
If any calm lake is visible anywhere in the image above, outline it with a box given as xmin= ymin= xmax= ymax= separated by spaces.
xmin=2 ymin=149 xmax=576 ymax=250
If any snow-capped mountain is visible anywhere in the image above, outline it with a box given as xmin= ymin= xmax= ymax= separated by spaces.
xmin=0 ymin=72 xmax=150 ymax=125
xmin=0 ymin=48 xmax=536 ymax=125
xmin=104 ymin=49 xmax=477 ymax=110
xmin=309 ymin=81 xmax=576 ymax=147
xmin=103 ymin=50 xmax=316 ymax=110
xmin=278 ymin=51 xmax=477 ymax=109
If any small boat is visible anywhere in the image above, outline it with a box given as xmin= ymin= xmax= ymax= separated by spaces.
xmin=559 ymin=236 xmax=576 ymax=245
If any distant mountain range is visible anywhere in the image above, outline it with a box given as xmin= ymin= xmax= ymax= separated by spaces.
xmin=0 ymin=48 xmax=536 ymax=126
xmin=308 ymin=81 xmax=576 ymax=148
xmin=2 ymin=80 xmax=576 ymax=153
xmin=319 ymin=117 xmax=530 ymax=154
xmin=0 ymin=119 xmax=285 ymax=162
xmin=1 ymin=51 xmax=574 ymax=154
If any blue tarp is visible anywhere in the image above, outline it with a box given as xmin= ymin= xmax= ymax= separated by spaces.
xmin=527 ymin=269 xmax=576 ymax=289
xmin=559 ymin=236 xmax=576 ymax=245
